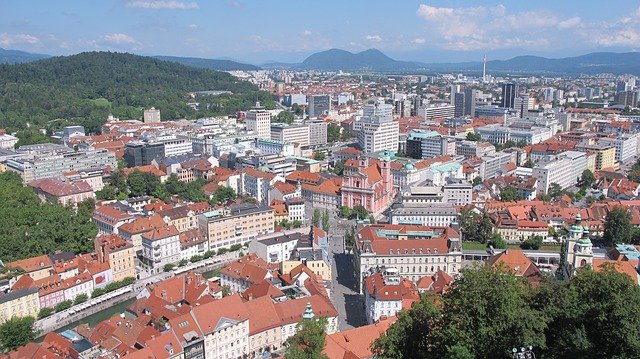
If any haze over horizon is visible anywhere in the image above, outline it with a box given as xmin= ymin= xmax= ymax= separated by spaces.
xmin=1 ymin=0 xmax=640 ymax=64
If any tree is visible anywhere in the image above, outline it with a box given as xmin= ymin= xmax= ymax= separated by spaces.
xmin=465 ymin=132 xmax=481 ymax=141
xmin=274 ymin=110 xmax=294 ymax=124
xmin=340 ymin=206 xmax=351 ymax=218
xmin=283 ymin=316 xmax=329 ymax=359
xmin=581 ymin=169 xmax=595 ymax=188
xmin=603 ymin=206 xmax=633 ymax=246
xmin=629 ymin=168 xmax=640 ymax=183
xmin=96 ymin=185 xmax=117 ymax=200
xmin=459 ymin=209 xmax=493 ymax=243
xmin=210 ymin=186 xmax=236 ymax=205
xmin=373 ymin=294 xmax=442 ymax=359
xmin=109 ymin=170 xmax=128 ymax=194
xmin=374 ymin=266 xmax=546 ymax=359
xmin=164 ymin=263 xmax=175 ymax=272
xmin=314 ymin=151 xmax=326 ymax=161
xmin=490 ymin=233 xmax=507 ymax=249
xmin=14 ymin=129 xmax=53 ymax=148
xmin=548 ymin=182 xmax=564 ymax=200
xmin=523 ymin=158 xmax=534 ymax=168
xmin=37 ymin=307 xmax=54 ymax=319
xmin=333 ymin=160 xmax=345 ymax=175
xmin=292 ymin=220 xmax=302 ymax=228
xmin=539 ymin=266 xmax=640 ymax=358
xmin=327 ymin=123 xmax=342 ymax=142
xmin=312 ymin=209 xmax=321 ymax=227
xmin=350 ymin=205 xmax=369 ymax=220
xmin=520 ymin=235 xmax=544 ymax=250
xmin=74 ymin=293 xmax=88 ymax=305
xmin=472 ymin=177 xmax=483 ymax=186
xmin=0 ymin=316 xmax=38 ymax=352
xmin=222 ymin=285 xmax=231 ymax=297
xmin=499 ymin=187 xmax=523 ymax=202
xmin=322 ymin=209 xmax=330 ymax=233
xmin=127 ymin=170 xmax=160 ymax=197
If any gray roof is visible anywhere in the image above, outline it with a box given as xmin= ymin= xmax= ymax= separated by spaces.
xmin=0 ymin=288 xmax=38 ymax=304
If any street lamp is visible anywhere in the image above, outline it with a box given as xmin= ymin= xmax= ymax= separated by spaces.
xmin=512 ymin=346 xmax=536 ymax=359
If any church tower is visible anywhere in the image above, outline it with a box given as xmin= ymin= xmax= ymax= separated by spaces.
xmin=572 ymin=227 xmax=593 ymax=275
xmin=564 ymin=213 xmax=583 ymax=279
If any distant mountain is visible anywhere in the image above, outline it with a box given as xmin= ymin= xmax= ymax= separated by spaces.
xmin=486 ymin=52 xmax=640 ymax=75
xmin=298 ymin=48 xmax=425 ymax=71
xmin=153 ymin=55 xmax=261 ymax=71
xmin=422 ymin=52 xmax=640 ymax=75
xmin=0 ymin=48 xmax=49 ymax=64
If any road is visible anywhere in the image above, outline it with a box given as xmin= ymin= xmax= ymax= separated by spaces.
xmin=327 ymin=215 xmax=367 ymax=330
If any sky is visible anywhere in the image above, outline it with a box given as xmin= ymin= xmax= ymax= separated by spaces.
xmin=1 ymin=0 xmax=639 ymax=64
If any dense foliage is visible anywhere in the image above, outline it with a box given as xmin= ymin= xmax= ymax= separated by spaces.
xmin=603 ymin=206 xmax=633 ymax=246
xmin=0 ymin=316 xmax=38 ymax=352
xmin=0 ymin=52 xmax=274 ymax=133
xmin=458 ymin=208 xmax=493 ymax=243
xmin=373 ymin=264 xmax=640 ymax=359
xmin=0 ymin=172 xmax=98 ymax=261
xmin=283 ymin=317 xmax=329 ymax=359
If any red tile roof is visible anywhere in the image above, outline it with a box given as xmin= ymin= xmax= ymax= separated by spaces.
xmin=29 ymin=178 xmax=93 ymax=197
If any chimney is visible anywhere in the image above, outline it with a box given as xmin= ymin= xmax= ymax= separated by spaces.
xmin=161 ymin=289 xmax=167 ymax=300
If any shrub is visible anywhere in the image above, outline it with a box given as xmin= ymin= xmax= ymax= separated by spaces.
xmin=73 ymin=294 xmax=88 ymax=305
xmin=37 ymin=307 xmax=54 ymax=319
xmin=54 ymin=300 xmax=73 ymax=312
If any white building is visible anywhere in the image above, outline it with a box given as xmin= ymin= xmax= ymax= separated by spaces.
xmin=0 ymin=134 xmax=19 ymax=149
xmin=475 ymin=124 xmax=552 ymax=145
xmin=195 ymin=295 xmax=250 ymax=359
xmin=417 ymin=104 xmax=455 ymax=120
xmin=271 ymin=123 xmax=310 ymax=147
xmin=141 ymin=226 xmax=181 ymax=273
xmin=246 ymin=102 xmax=272 ymax=140
xmin=256 ymin=138 xmax=295 ymax=157
xmin=143 ymin=108 xmax=161 ymax=123
xmin=532 ymin=151 xmax=587 ymax=194
xmin=247 ymin=231 xmax=303 ymax=263
xmin=389 ymin=203 xmax=458 ymax=227
xmin=406 ymin=130 xmax=456 ymax=159
xmin=356 ymin=103 xmax=399 ymax=154
xmin=599 ymin=134 xmax=638 ymax=164
xmin=363 ymin=270 xmax=417 ymax=324
xmin=480 ymin=151 xmax=516 ymax=179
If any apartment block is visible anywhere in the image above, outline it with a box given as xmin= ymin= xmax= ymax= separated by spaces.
xmin=199 ymin=203 xmax=275 ymax=249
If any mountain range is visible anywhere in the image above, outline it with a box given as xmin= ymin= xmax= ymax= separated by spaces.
xmin=0 ymin=48 xmax=49 ymax=64
xmin=153 ymin=55 xmax=261 ymax=71
xmin=2 ymin=47 xmax=640 ymax=75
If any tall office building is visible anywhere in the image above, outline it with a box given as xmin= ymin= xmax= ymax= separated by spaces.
xmin=308 ymin=95 xmax=331 ymax=118
xmin=464 ymin=88 xmax=476 ymax=117
xmin=501 ymin=83 xmax=517 ymax=109
xmin=246 ymin=101 xmax=272 ymax=140
xmin=356 ymin=102 xmax=399 ymax=154
xmin=450 ymin=84 xmax=461 ymax=105
xmin=454 ymin=92 xmax=465 ymax=117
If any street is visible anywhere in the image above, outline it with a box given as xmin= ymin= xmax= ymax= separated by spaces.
xmin=327 ymin=213 xmax=367 ymax=330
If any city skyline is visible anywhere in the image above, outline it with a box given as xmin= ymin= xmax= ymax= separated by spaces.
xmin=1 ymin=0 xmax=640 ymax=63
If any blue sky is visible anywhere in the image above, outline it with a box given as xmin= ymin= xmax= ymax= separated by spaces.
xmin=1 ymin=0 xmax=639 ymax=63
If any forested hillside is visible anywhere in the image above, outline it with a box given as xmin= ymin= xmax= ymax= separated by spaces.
xmin=0 ymin=172 xmax=98 ymax=261
xmin=0 ymin=52 xmax=274 ymax=133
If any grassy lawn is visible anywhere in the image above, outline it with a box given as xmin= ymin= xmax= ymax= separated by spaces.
xmin=462 ymin=242 xmax=488 ymax=250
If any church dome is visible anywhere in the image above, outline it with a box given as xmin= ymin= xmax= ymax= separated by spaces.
xmin=404 ymin=162 xmax=415 ymax=171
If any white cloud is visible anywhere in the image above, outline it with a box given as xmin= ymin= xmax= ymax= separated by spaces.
xmin=302 ymin=30 xmax=312 ymax=36
xmin=102 ymin=33 xmax=136 ymax=44
xmin=188 ymin=24 xmax=199 ymax=30
xmin=557 ymin=17 xmax=582 ymax=29
xmin=412 ymin=38 xmax=426 ymax=44
xmin=415 ymin=3 xmax=588 ymax=50
xmin=0 ymin=33 xmax=40 ymax=46
xmin=365 ymin=34 xmax=383 ymax=43
xmin=126 ymin=0 xmax=199 ymax=10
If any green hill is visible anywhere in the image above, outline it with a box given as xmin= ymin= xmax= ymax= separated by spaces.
xmin=0 ymin=51 xmax=274 ymax=133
